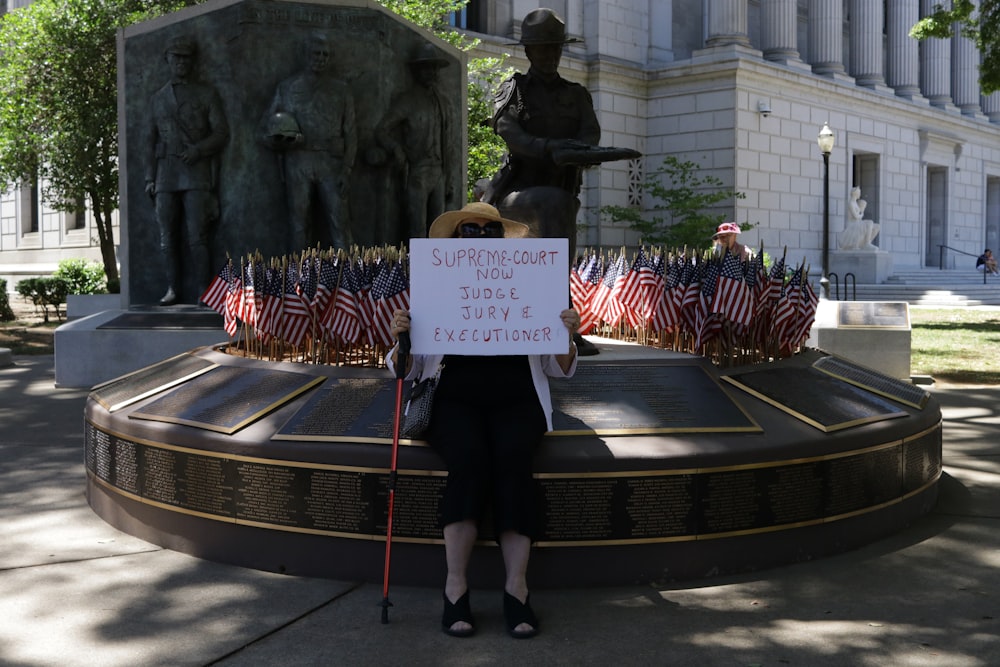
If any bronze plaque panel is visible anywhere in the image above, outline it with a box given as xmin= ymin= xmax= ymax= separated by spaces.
xmin=723 ymin=367 xmax=907 ymax=432
xmin=903 ymin=427 xmax=943 ymax=492
xmin=837 ymin=301 xmax=909 ymax=328
xmin=813 ymin=355 xmax=929 ymax=409
xmin=130 ymin=366 xmax=324 ymax=434
xmin=549 ymin=363 xmax=760 ymax=435
xmin=273 ymin=378 xmax=400 ymax=443
xmin=274 ymin=362 xmax=760 ymax=443
xmin=90 ymin=353 xmax=217 ymax=412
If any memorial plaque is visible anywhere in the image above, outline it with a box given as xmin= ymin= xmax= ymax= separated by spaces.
xmin=273 ymin=378 xmax=404 ymax=443
xmin=130 ymin=366 xmax=324 ymax=434
xmin=837 ymin=302 xmax=909 ymax=328
xmin=723 ymin=367 xmax=907 ymax=432
xmin=536 ymin=472 xmax=699 ymax=544
xmin=903 ymin=426 xmax=943 ymax=492
xmin=85 ymin=416 xmax=938 ymax=546
xmin=813 ymin=355 xmax=929 ymax=409
xmin=275 ymin=361 xmax=760 ymax=442
xmin=90 ymin=353 xmax=217 ymax=412
xmin=550 ymin=363 xmax=761 ymax=435
xmin=97 ymin=311 xmax=224 ymax=329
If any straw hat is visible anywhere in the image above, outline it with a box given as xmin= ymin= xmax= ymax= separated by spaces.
xmin=712 ymin=222 xmax=741 ymax=239
xmin=427 ymin=202 xmax=530 ymax=239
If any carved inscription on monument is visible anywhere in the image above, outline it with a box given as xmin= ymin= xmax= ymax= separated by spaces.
xmin=85 ymin=419 xmax=941 ymax=545
xmin=903 ymin=429 xmax=942 ymax=492
xmin=235 ymin=462 xmax=302 ymax=526
xmin=838 ymin=301 xmax=909 ymax=328
xmin=624 ymin=475 xmax=696 ymax=537
xmin=550 ymin=363 xmax=760 ymax=434
xmin=90 ymin=353 xmax=216 ymax=412
xmin=724 ymin=367 xmax=907 ymax=432
xmin=131 ymin=366 xmax=324 ymax=433
xmin=275 ymin=378 xmax=397 ymax=441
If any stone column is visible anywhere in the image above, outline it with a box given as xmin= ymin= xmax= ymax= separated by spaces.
xmin=849 ymin=0 xmax=886 ymax=87
xmin=706 ymin=0 xmax=751 ymax=47
xmin=887 ymin=0 xmax=922 ymax=98
xmin=982 ymin=90 xmax=1000 ymax=123
xmin=920 ymin=0 xmax=955 ymax=108
xmin=762 ymin=0 xmax=800 ymax=62
xmin=809 ymin=0 xmax=846 ymax=76
xmin=952 ymin=13 xmax=983 ymax=116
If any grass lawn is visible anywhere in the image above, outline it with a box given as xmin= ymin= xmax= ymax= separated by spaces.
xmin=910 ymin=307 xmax=1000 ymax=385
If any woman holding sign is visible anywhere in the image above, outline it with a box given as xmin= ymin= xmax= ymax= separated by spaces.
xmin=388 ymin=202 xmax=580 ymax=639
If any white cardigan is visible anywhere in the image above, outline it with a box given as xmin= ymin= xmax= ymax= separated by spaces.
xmin=386 ymin=349 xmax=577 ymax=432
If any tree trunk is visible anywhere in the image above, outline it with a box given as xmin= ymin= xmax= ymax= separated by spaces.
xmin=90 ymin=192 xmax=120 ymax=292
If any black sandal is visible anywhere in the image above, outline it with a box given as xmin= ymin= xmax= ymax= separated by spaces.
xmin=503 ymin=591 xmax=539 ymax=639
xmin=442 ymin=591 xmax=475 ymax=638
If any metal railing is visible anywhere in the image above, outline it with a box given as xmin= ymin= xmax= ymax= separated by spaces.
xmin=939 ymin=244 xmax=990 ymax=284
xmin=826 ymin=272 xmax=857 ymax=301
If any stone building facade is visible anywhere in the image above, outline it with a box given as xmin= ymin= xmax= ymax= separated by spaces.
xmin=4 ymin=0 xmax=1000 ymax=295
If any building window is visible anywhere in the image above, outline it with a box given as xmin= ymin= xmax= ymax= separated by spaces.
xmin=18 ymin=183 xmax=39 ymax=235
xmin=449 ymin=0 xmax=483 ymax=32
xmin=628 ymin=158 xmax=643 ymax=207
xmin=66 ymin=197 xmax=86 ymax=231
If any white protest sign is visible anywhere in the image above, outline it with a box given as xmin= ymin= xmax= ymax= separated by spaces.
xmin=408 ymin=238 xmax=569 ymax=355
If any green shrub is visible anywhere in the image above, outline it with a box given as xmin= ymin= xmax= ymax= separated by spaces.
xmin=0 ymin=278 xmax=15 ymax=321
xmin=15 ymin=276 xmax=68 ymax=323
xmin=53 ymin=258 xmax=107 ymax=295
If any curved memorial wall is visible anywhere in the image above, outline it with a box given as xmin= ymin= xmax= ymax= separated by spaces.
xmin=84 ymin=344 xmax=941 ymax=586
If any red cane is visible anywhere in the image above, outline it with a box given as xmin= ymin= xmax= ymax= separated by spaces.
xmin=381 ymin=331 xmax=410 ymax=624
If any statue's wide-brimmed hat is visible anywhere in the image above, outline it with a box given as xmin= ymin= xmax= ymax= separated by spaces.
xmin=513 ymin=8 xmax=581 ymax=45
xmin=712 ymin=222 xmax=741 ymax=239
xmin=165 ymin=36 xmax=196 ymax=56
xmin=427 ymin=203 xmax=530 ymax=239
xmin=409 ymin=42 xmax=450 ymax=68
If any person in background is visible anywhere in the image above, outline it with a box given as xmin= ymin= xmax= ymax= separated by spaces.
xmin=712 ymin=221 xmax=753 ymax=261
xmin=977 ymin=248 xmax=999 ymax=276
xmin=387 ymin=202 xmax=580 ymax=639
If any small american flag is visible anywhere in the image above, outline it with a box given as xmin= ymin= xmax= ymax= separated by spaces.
xmin=200 ymin=260 xmax=234 ymax=314
xmin=370 ymin=258 xmax=410 ymax=347
xmin=712 ymin=250 xmax=753 ymax=327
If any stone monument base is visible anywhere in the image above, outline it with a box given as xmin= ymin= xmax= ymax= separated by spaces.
xmin=83 ymin=342 xmax=940 ymax=587
xmin=54 ymin=306 xmax=227 ymax=388
xmin=829 ymin=249 xmax=893 ymax=286
xmin=806 ymin=300 xmax=912 ymax=379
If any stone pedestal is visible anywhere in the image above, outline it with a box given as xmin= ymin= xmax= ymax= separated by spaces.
xmin=829 ymin=249 xmax=893 ymax=285
xmin=806 ymin=300 xmax=911 ymax=379
xmin=54 ymin=307 xmax=227 ymax=388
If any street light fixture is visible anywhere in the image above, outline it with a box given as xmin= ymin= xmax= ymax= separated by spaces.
xmin=817 ymin=122 xmax=835 ymax=300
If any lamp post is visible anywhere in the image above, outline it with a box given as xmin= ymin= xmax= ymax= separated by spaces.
xmin=817 ymin=122 xmax=835 ymax=300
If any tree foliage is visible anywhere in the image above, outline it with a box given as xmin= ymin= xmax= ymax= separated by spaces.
xmin=910 ymin=0 xmax=1000 ymax=93
xmin=601 ymin=156 xmax=748 ymax=249
xmin=0 ymin=0 xmax=192 ymax=292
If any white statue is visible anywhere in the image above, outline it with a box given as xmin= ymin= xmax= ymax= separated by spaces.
xmin=838 ymin=186 xmax=880 ymax=251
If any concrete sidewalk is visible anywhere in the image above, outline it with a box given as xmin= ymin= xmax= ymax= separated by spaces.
xmin=1 ymin=354 xmax=998 ymax=666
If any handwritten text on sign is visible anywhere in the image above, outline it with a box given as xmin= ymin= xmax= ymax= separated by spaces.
xmin=409 ymin=238 xmax=569 ymax=355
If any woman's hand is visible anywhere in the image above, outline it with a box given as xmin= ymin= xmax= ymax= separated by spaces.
xmin=560 ymin=308 xmax=580 ymax=335
xmin=391 ymin=309 xmax=411 ymax=340
xmin=556 ymin=308 xmax=580 ymax=373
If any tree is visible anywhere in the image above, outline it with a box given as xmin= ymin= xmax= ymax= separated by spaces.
xmin=0 ymin=0 xmax=192 ymax=293
xmin=601 ymin=156 xmax=748 ymax=249
xmin=910 ymin=0 xmax=1000 ymax=93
